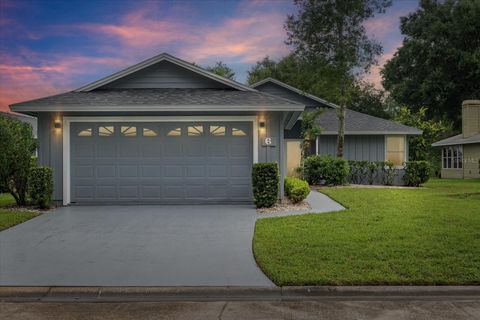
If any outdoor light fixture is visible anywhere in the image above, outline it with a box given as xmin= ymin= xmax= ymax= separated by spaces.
xmin=259 ymin=121 xmax=266 ymax=128
xmin=54 ymin=120 xmax=62 ymax=129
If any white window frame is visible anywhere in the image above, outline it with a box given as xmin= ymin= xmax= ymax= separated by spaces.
xmin=442 ymin=145 xmax=463 ymax=170
xmin=385 ymin=135 xmax=407 ymax=167
xmin=63 ymin=116 xmax=258 ymax=205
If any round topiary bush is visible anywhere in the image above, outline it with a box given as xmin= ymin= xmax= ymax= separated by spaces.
xmin=284 ymin=177 xmax=310 ymax=203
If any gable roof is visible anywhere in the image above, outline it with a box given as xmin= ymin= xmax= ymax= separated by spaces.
xmin=251 ymin=77 xmax=339 ymax=109
xmin=316 ymin=108 xmax=422 ymax=135
xmin=10 ymin=89 xmax=304 ymax=113
xmin=251 ymin=78 xmax=422 ymax=135
xmin=432 ymin=133 xmax=480 ymax=147
xmin=76 ymin=52 xmax=255 ymax=92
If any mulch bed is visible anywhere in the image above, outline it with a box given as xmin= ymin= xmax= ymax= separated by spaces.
xmin=257 ymin=199 xmax=311 ymax=214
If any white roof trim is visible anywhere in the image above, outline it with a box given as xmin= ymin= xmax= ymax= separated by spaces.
xmin=251 ymin=77 xmax=339 ymax=109
xmin=75 ymin=53 xmax=256 ymax=92
xmin=432 ymin=133 xmax=480 ymax=147
xmin=320 ymin=131 xmax=422 ymax=135
xmin=11 ymin=104 xmax=305 ymax=113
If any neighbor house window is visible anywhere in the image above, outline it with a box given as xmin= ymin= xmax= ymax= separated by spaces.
xmin=77 ymin=128 xmax=92 ymax=137
xmin=442 ymin=145 xmax=462 ymax=169
xmin=210 ymin=125 xmax=226 ymax=136
xmin=286 ymin=140 xmax=302 ymax=176
xmin=386 ymin=136 xmax=406 ymax=166
xmin=121 ymin=126 xmax=137 ymax=137
xmin=188 ymin=126 xmax=203 ymax=136
xmin=99 ymin=126 xmax=114 ymax=137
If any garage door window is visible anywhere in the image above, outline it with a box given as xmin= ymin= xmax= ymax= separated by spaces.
xmin=99 ymin=126 xmax=114 ymax=137
xmin=77 ymin=128 xmax=92 ymax=137
xmin=232 ymin=127 xmax=247 ymax=136
xmin=210 ymin=125 xmax=226 ymax=136
xmin=121 ymin=126 xmax=137 ymax=137
xmin=167 ymin=127 xmax=182 ymax=136
xmin=143 ymin=128 xmax=158 ymax=137
xmin=188 ymin=125 xmax=203 ymax=136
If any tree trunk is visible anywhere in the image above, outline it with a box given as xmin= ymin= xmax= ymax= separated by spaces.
xmin=336 ymin=104 xmax=346 ymax=158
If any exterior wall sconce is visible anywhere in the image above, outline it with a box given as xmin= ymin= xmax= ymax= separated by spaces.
xmin=259 ymin=121 xmax=266 ymax=128
xmin=54 ymin=120 xmax=62 ymax=129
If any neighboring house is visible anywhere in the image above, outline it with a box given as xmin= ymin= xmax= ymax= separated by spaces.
xmin=0 ymin=111 xmax=37 ymax=138
xmin=251 ymin=78 xmax=422 ymax=176
xmin=432 ymin=100 xmax=480 ymax=179
xmin=10 ymin=53 xmax=421 ymax=205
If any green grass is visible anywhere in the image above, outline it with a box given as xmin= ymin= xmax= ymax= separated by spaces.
xmin=0 ymin=193 xmax=38 ymax=231
xmin=253 ymin=178 xmax=480 ymax=286
xmin=0 ymin=193 xmax=16 ymax=207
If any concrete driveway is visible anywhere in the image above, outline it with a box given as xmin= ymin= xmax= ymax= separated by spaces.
xmin=0 ymin=205 xmax=273 ymax=286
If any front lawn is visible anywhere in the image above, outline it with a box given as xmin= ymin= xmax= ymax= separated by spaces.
xmin=253 ymin=178 xmax=480 ymax=286
xmin=0 ymin=193 xmax=38 ymax=231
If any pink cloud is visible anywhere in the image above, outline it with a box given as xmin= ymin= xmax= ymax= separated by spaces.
xmin=72 ymin=1 xmax=289 ymax=64
xmin=0 ymin=51 xmax=125 ymax=112
xmin=180 ymin=13 xmax=289 ymax=63
xmin=361 ymin=42 xmax=401 ymax=89
xmin=0 ymin=1 xmax=291 ymax=112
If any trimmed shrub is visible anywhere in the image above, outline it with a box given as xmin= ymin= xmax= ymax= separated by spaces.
xmin=403 ymin=161 xmax=431 ymax=187
xmin=29 ymin=166 xmax=53 ymax=209
xmin=380 ymin=161 xmax=398 ymax=186
xmin=366 ymin=161 xmax=381 ymax=185
xmin=252 ymin=162 xmax=279 ymax=208
xmin=303 ymin=155 xmax=349 ymax=186
xmin=348 ymin=160 xmax=368 ymax=184
xmin=284 ymin=177 xmax=310 ymax=203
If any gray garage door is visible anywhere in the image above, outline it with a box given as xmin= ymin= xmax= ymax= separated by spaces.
xmin=70 ymin=122 xmax=253 ymax=204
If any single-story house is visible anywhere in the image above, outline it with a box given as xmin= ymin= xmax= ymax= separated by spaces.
xmin=432 ymin=100 xmax=480 ymax=179
xmin=251 ymin=78 xmax=422 ymax=176
xmin=10 ymin=53 xmax=421 ymax=205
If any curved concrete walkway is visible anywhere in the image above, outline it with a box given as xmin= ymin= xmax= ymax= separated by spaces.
xmin=0 ymin=191 xmax=344 ymax=287
xmin=257 ymin=190 xmax=345 ymax=218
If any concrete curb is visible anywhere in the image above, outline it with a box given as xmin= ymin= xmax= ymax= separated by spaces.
xmin=1 ymin=286 xmax=480 ymax=302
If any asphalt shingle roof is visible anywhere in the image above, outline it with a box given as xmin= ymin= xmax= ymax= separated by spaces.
xmin=432 ymin=133 xmax=480 ymax=147
xmin=316 ymin=108 xmax=422 ymax=135
xmin=10 ymin=89 xmax=303 ymax=112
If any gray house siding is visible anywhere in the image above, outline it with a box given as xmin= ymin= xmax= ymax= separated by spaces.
xmin=103 ymin=61 xmax=230 ymax=89
xmin=38 ymin=111 xmax=285 ymax=203
xmin=37 ymin=113 xmax=63 ymax=201
xmin=318 ymin=134 xmax=407 ymax=185
xmin=318 ymin=135 xmax=386 ymax=161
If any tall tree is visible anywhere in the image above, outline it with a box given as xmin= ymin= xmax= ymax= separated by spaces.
xmin=395 ymin=106 xmax=453 ymax=176
xmin=248 ymin=56 xmax=393 ymax=119
xmin=247 ymin=54 xmax=341 ymax=103
xmin=0 ymin=115 xmax=36 ymax=205
xmin=204 ymin=61 xmax=236 ymax=80
xmin=349 ymin=81 xmax=396 ymax=119
xmin=382 ymin=0 xmax=480 ymax=128
xmin=285 ymin=0 xmax=391 ymax=157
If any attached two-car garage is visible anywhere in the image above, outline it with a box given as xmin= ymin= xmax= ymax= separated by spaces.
xmin=69 ymin=121 xmax=253 ymax=204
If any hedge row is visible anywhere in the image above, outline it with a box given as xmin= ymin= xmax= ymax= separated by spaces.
xmin=300 ymin=155 xmax=430 ymax=187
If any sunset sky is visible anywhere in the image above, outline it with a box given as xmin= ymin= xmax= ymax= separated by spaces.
xmin=0 ymin=0 xmax=419 ymax=112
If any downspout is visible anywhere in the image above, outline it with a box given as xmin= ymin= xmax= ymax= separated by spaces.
xmin=279 ymin=112 xmax=286 ymax=201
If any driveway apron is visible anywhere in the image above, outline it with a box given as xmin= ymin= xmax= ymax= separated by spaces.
xmin=0 ymin=205 xmax=273 ymax=286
